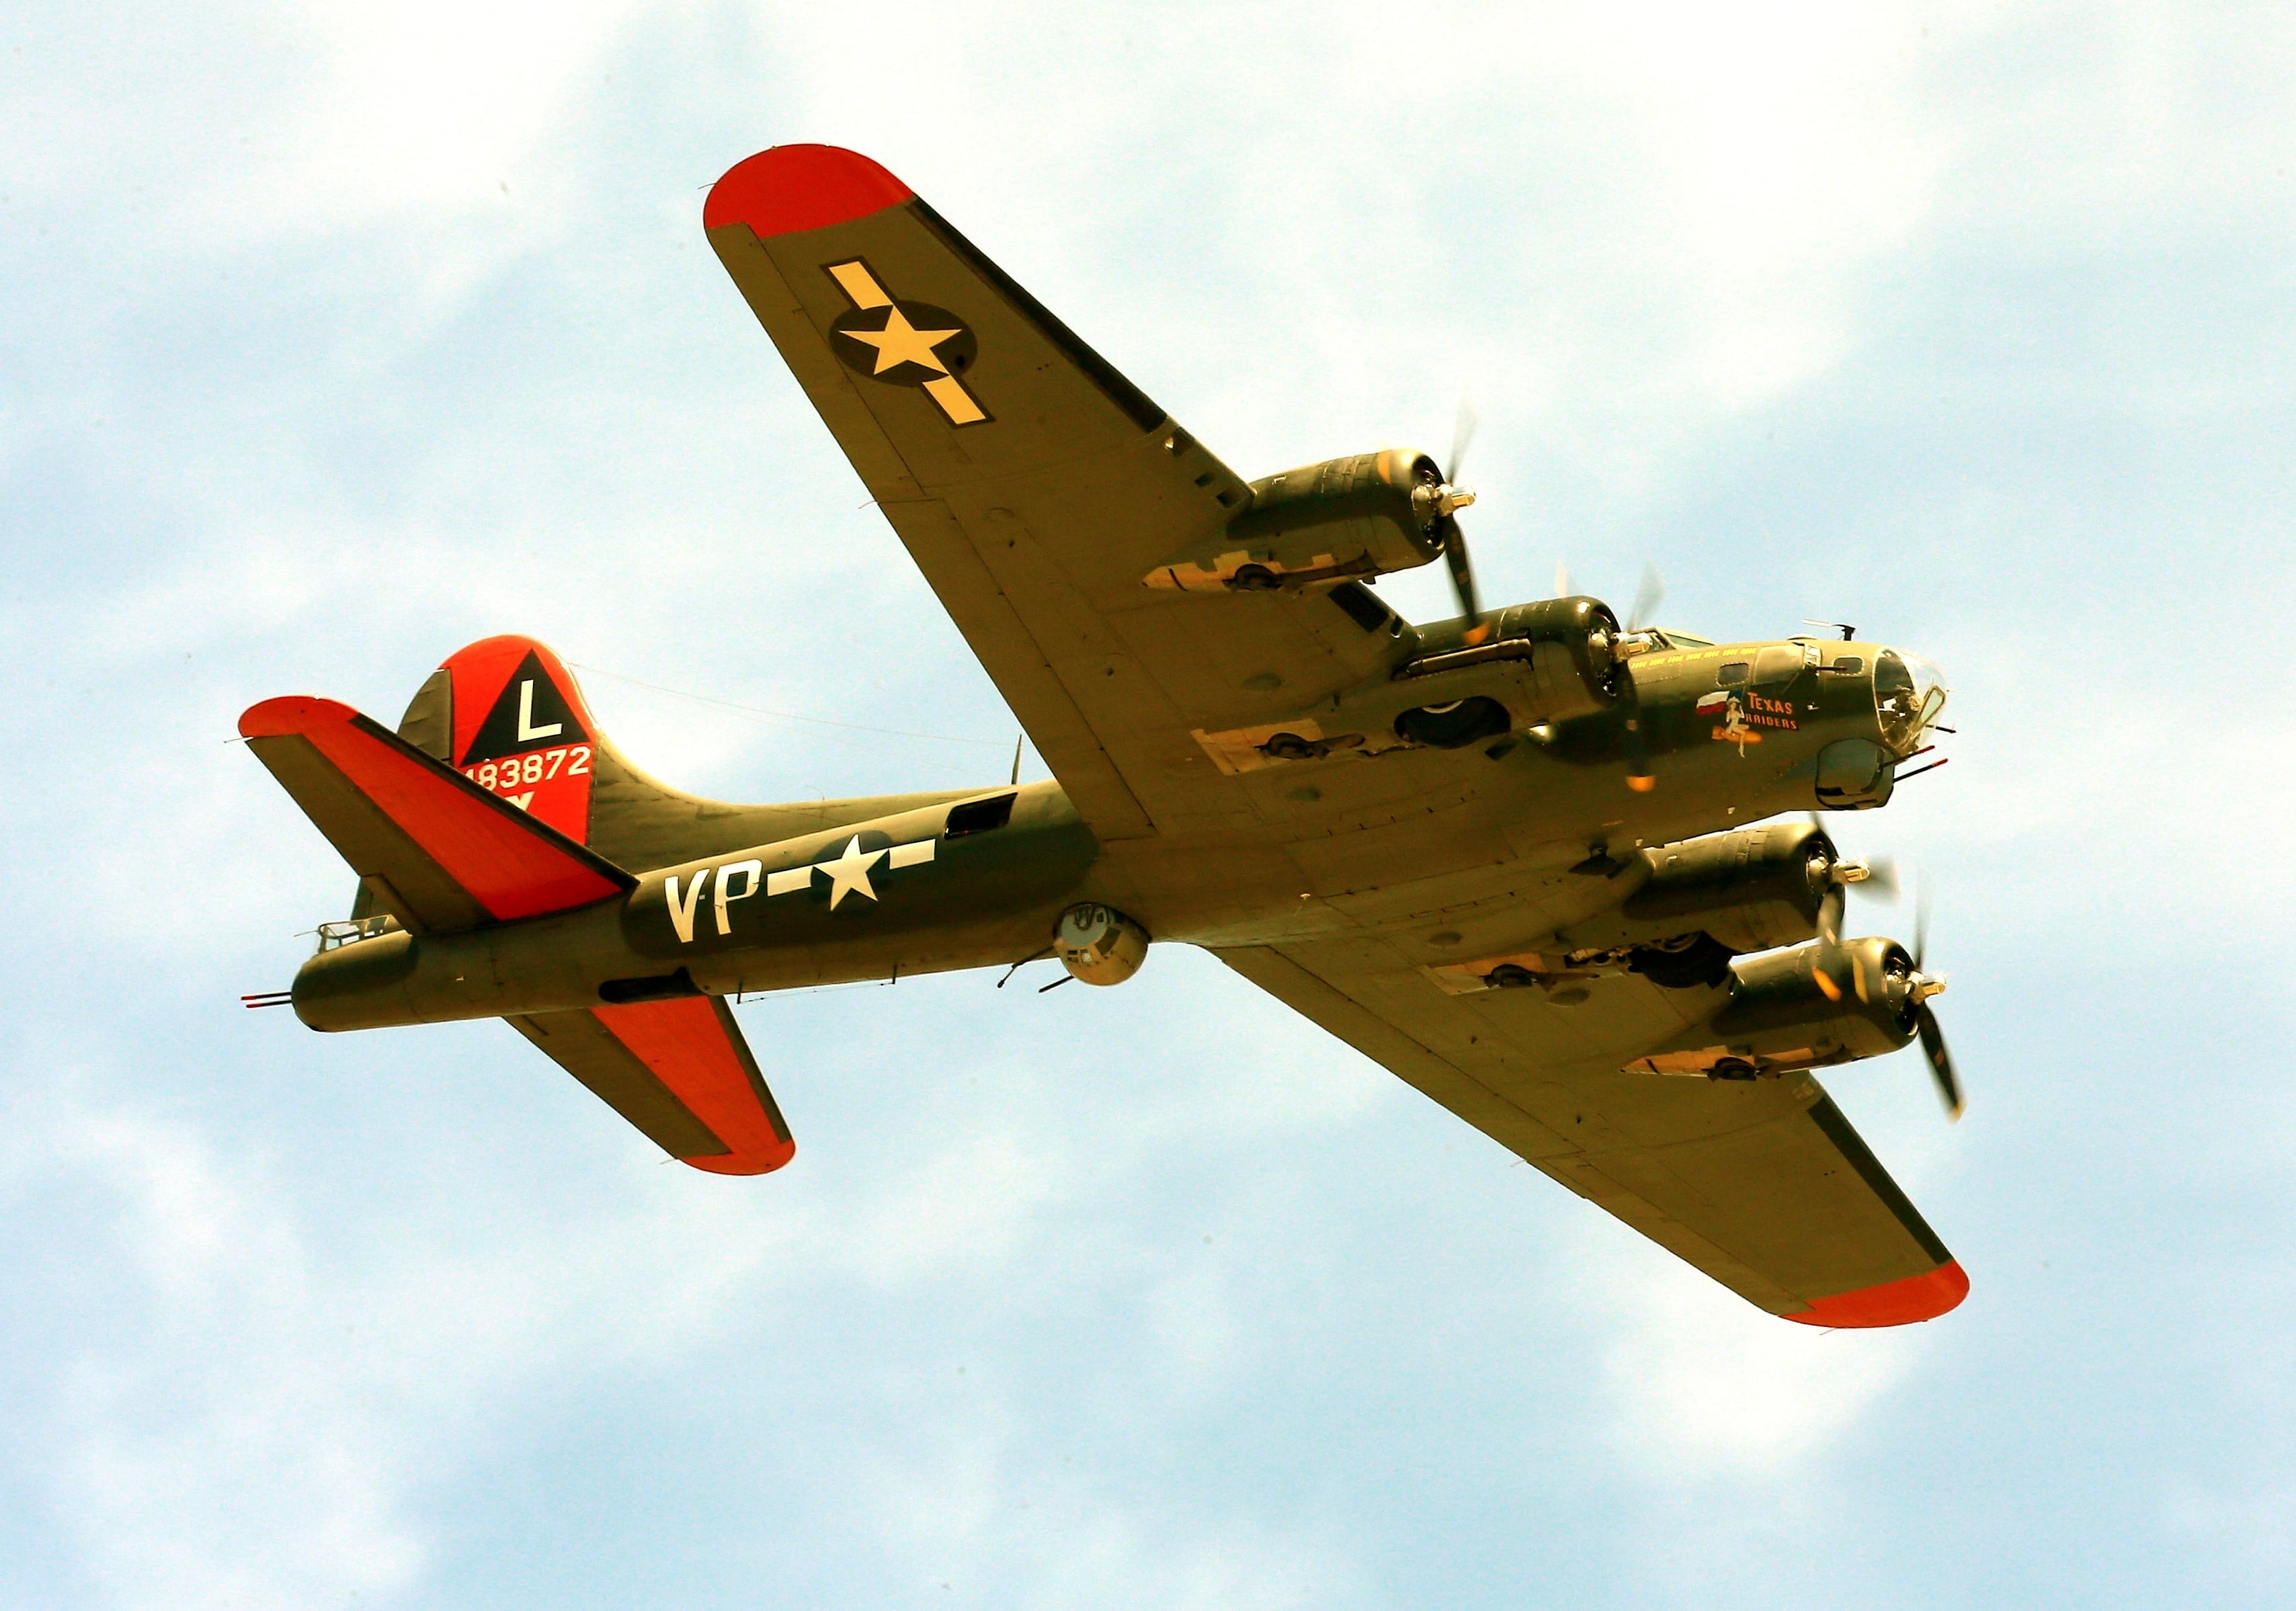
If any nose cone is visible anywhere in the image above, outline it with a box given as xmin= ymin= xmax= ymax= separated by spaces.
xmin=1874 ymin=648 xmax=1949 ymax=752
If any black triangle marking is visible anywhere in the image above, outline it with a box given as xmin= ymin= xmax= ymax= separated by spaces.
xmin=462 ymin=650 xmax=589 ymax=766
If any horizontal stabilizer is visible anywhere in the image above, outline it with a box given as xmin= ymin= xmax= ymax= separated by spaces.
xmin=242 ymin=695 xmax=634 ymax=932
xmin=508 ymin=997 xmax=795 ymax=1173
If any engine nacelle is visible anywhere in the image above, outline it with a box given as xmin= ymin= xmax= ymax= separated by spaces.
xmin=1389 ymin=596 xmax=1625 ymax=737
xmin=1055 ymin=903 xmax=1150 ymax=985
xmin=1143 ymin=449 xmax=1446 ymax=593
xmin=1627 ymin=820 xmax=1838 ymax=952
xmin=1623 ymin=938 xmax=1918 ymax=1079
xmin=1553 ymin=821 xmax=1835 ymax=958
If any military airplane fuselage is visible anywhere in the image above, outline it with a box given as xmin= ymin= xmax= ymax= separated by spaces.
xmin=291 ymin=622 xmax=1937 ymax=1034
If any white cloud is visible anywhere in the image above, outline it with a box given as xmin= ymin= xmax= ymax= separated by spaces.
xmin=1586 ymin=1246 xmax=1920 ymax=1479
xmin=9 ymin=1 xmax=2296 ymax=1605
xmin=29 ymin=1096 xmax=432 ymax=1610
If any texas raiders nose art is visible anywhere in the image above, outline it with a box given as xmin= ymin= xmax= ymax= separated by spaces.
xmin=822 ymin=259 xmax=989 ymax=426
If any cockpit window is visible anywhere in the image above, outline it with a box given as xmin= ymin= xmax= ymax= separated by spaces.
xmin=1655 ymin=630 xmax=1716 ymax=649
xmin=1875 ymin=650 xmax=1948 ymax=752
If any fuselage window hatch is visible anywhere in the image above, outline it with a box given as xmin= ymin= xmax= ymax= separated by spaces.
xmin=944 ymin=792 xmax=1018 ymax=837
xmin=1717 ymin=661 xmax=1750 ymax=686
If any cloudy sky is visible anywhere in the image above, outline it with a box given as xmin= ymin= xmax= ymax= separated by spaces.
xmin=5 ymin=2 xmax=2293 ymax=1606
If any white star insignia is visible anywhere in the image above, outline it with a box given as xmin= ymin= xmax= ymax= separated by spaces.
xmin=815 ymin=835 xmax=887 ymax=909
xmin=839 ymin=304 xmax=963 ymax=375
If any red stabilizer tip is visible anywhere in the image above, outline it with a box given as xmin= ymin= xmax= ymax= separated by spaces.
xmin=704 ymin=144 xmax=912 ymax=238
xmin=1785 ymin=1260 xmax=1970 ymax=1328
xmin=240 ymin=695 xmax=358 ymax=739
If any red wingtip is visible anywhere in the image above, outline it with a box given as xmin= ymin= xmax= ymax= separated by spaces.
xmin=239 ymin=695 xmax=359 ymax=740
xmin=1785 ymin=1259 xmax=1970 ymax=1328
xmin=704 ymin=144 xmax=913 ymax=238
xmin=681 ymin=1140 xmax=797 ymax=1176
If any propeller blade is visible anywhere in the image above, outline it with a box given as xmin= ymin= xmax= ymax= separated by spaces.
xmin=1554 ymin=559 xmax=1571 ymax=600
xmin=1817 ymin=885 xmax=1844 ymax=947
xmin=1627 ymin=563 xmax=1665 ymax=632
xmin=1444 ymin=524 xmax=1488 ymax=645
xmin=1912 ymin=891 xmax=1930 ymax=972
xmin=1618 ymin=674 xmax=1655 ymax=791
xmin=1434 ymin=400 xmax=1485 ymax=643
xmin=1916 ymin=1004 xmax=1965 ymax=1121
xmin=1859 ymin=856 xmax=1900 ymax=902
xmin=1447 ymin=400 xmax=1479 ymax=485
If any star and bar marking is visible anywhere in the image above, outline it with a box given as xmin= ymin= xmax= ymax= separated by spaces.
xmin=767 ymin=833 xmax=934 ymax=910
xmin=823 ymin=259 xmax=989 ymax=427
xmin=663 ymin=835 xmax=939 ymax=944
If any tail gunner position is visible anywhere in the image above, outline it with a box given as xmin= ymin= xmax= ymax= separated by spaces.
xmin=243 ymin=146 xmax=1968 ymax=1327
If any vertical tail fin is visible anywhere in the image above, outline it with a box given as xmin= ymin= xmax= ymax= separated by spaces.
xmin=375 ymin=636 xmax=992 ymax=886
xmin=392 ymin=636 xmax=604 ymax=842
xmin=385 ymin=634 xmax=753 ymax=872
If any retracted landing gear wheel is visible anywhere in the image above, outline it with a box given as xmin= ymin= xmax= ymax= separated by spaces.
xmin=1394 ymin=696 xmax=1512 ymax=749
xmin=1628 ymin=932 xmax=1735 ymax=990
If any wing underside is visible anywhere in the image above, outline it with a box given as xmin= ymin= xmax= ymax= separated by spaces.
xmin=704 ymin=144 xmax=1413 ymax=841
xmin=1219 ymin=938 xmax=1966 ymax=1326
xmin=509 ymin=996 xmax=795 ymax=1175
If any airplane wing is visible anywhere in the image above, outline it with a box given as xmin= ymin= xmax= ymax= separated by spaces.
xmin=705 ymin=145 xmax=1413 ymax=842
xmin=1217 ymin=937 xmax=1967 ymax=1326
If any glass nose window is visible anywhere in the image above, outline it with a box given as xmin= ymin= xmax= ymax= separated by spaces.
xmin=1874 ymin=650 xmax=1948 ymax=751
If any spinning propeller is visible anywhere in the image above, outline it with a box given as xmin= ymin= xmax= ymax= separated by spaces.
xmin=1810 ymin=841 xmax=1965 ymax=1122
xmin=1420 ymin=405 xmax=1666 ymax=790
xmin=1413 ymin=403 xmax=1486 ymax=642
xmin=1815 ymin=846 xmax=1898 ymax=949
xmin=1907 ymin=899 xmax=1965 ymax=1122
xmin=1612 ymin=563 xmax=1666 ymax=790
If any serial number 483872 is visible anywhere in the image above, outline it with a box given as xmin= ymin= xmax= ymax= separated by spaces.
xmin=464 ymin=746 xmax=591 ymax=795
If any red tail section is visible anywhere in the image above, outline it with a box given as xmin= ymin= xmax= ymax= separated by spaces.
xmin=593 ymin=997 xmax=796 ymax=1173
xmin=240 ymin=695 xmax=632 ymax=930
xmin=434 ymin=636 xmax=602 ymax=845
xmin=506 ymin=997 xmax=795 ymax=1175
xmin=249 ymin=642 xmax=799 ymax=1178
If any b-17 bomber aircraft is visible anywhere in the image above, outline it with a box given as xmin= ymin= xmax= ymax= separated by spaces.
xmin=242 ymin=144 xmax=1968 ymax=1328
